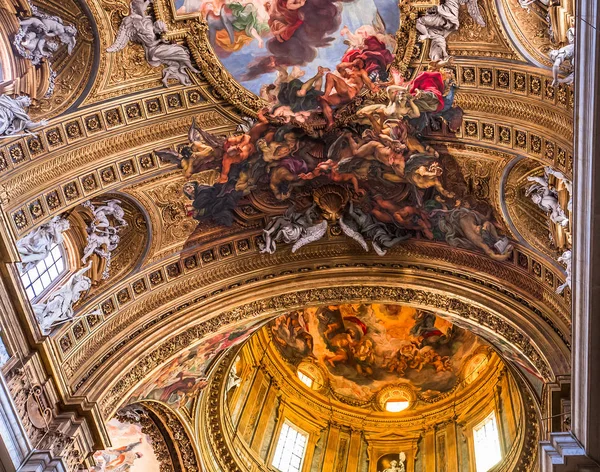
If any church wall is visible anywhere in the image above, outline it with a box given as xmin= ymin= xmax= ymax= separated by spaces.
xmin=223 ymin=343 xmax=525 ymax=472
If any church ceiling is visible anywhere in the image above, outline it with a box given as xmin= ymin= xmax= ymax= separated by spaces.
xmin=268 ymin=304 xmax=491 ymax=404
xmin=0 ymin=0 xmax=575 ymax=466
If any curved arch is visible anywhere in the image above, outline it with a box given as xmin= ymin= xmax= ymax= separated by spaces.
xmin=76 ymin=259 xmax=570 ymax=417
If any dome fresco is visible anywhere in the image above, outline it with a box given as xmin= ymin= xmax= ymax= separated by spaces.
xmin=268 ymin=303 xmax=488 ymax=402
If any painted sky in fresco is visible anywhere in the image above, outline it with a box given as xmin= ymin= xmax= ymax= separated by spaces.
xmin=172 ymin=0 xmax=399 ymax=94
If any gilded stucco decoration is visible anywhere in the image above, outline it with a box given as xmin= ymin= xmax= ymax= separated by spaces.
xmin=0 ymin=0 xmax=95 ymax=118
xmin=0 ymin=0 xmax=579 ymax=467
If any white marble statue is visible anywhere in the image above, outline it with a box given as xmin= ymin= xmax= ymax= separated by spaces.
xmin=107 ymin=0 xmax=200 ymax=87
xmin=16 ymin=215 xmax=70 ymax=272
xmin=526 ymin=170 xmax=569 ymax=227
xmin=85 ymin=199 xmax=128 ymax=231
xmin=226 ymin=358 xmax=242 ymax=393
xmin=0 ymin=95 xmax=47 ymax=137
xmin=82 ymin=200 xmax=127 ymax=279
xmin=14 ymin=6 xmax=77 ymax=65
xmin=557 ymin=250 xmax=571 ymax=294
xmin=81 ymin=232 xmax=120 ymax=265
xmin=549 ymin=26 xmax=574 ymax=86
xmin=518 ymin=0 xmax=553 ymax=10
xmin=416 ymin=0 xmax=486 ymax=61
xmin=545 ymin=167 xmax=572 ymax=212
xmin=380 ymin=453 xmax=406 ymax=472
xmin=32 ymin=262 xmax=92 ymax=334
xmin=260 ymin=206 xmax=327 ymax=254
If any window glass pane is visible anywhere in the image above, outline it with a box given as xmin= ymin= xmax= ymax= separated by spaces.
xmin=297 ymin=371 xmax=313 ymax=388
xmin=20 ymin=243 xmax=67 ymax=301
xmin=473 ymin=412 xmax=502 ymax=472
xmin=272 ymin=421 xmax=308 ymax=472
xmin=47 ymin=264 xmax=59 ymax=280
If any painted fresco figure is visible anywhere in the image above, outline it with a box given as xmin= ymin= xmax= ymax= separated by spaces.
xmin=318 ymin=58 xmax=380 ymax=129
xmin=340 ymin=19 xmax=394 ymax=82
xmin=205 ymin=1 xmax=269 ymax=52
xmin=93 ymin=441 xmax=143 ymax=471
xmin=432 ymin=205 xmax=513 ymax=261
xmin=266 ymin=0 xmax=306 ymax=42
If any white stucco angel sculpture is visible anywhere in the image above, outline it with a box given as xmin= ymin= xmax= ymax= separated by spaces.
xmin=82 ymin=200 xmax=127 ymax=279
xmin=526 ymin=170 xmax=569 ymax=227
xmin=545 ymin=167 xmax=572 ymax=212
xmin=340 ymin=202 xmax=409 ymax=256
xmin=549 ymin=25 xmax=575 ymax=86
xmin=380 ymin=453 xmax=406 ymax=472
xmin=0 ymin=95 xmax=47 ymax=137
xmin=259 ymin=205 xmax=327 ymax=254
xmin=107 ymin=0 xmax=200 ymax=87
xmin=86 ymin=199 xmax=128 ymax=231
xmin=14 ymin=7 xmax=77 ymax=65
xmin=32 ymin=262 xmax=93 ymax=334
xmin=416 ymin=0 xmax=486 ymax=61
xmin=557 ymin=249 xmax=571 ymax=294
xmin=16 ymin=215 xmax=70 ymax=272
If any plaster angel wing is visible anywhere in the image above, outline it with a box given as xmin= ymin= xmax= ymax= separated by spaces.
xmin=464 ymin=0 xmax=486 ymax=27
xmin=291 ymin=220 xmax=327 ymax=253
xmin=189 ymin=118 xmax=226 ymax=150
xmin=107 ymin=17 xmax=134 ymax=52
xmin=339 ymin=216 xmax=369 ymax=252
xmin=154 ymin=149 xmax=183 ymax=166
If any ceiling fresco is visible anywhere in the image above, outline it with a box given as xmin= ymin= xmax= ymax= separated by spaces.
xmin=175 ymin=0 xmax=399 ymax=96
xmin=127 ymin=316 xmax=267 ymax=408
xmin=0 ymin=0 xmax=577 ymax=466
xmin=158 ymin=71 xmax=512 ymax=261
xmin=91 ymin=417 xmax=160 ymax=472
xmin=268 ymin=303 xmax=487 ymax=402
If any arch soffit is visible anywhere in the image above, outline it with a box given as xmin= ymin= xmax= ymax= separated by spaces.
xmin=61 ymin=251 xmax=571 ymax=418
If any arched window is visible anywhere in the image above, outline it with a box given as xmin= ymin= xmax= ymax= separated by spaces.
xmin=272 ymin=420 xmax=308 ymax=472
xmin=20 ymin=244 xmax=67 ymax=301
xmin=473 ymin=411 xmax=502 ymax=472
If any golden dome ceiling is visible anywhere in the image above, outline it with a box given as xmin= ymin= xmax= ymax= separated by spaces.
xmin=0 ymin=0 xmax=576 ymax=468
xmin=267 ymin=303 xmax=491 ymax=405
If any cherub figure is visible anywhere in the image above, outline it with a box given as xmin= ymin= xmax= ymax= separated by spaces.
xmin=15 ymin=7 xmax=77 ymax=65
xmin=299 ymin=159 xmax=366 ymax=197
